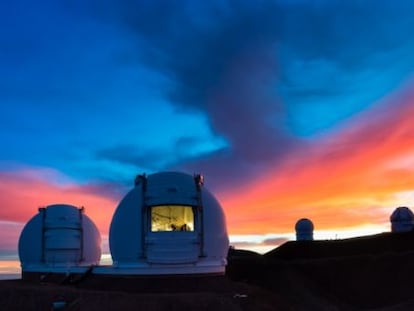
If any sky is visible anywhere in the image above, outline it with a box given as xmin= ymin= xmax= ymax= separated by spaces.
xmin=1 ymin=0 xmax=414 ymax=265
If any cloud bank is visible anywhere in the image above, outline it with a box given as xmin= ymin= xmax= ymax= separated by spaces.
xmin=85 ymin=0 xmax=414 ymax=189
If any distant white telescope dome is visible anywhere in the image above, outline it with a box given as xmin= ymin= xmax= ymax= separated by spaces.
xmin=108 ymin=171 xmax=229 ymax=275
xmin=18 ymin=204 xmax=101 ymax=272
xmin=295 ymin=218 xmax=314 ymax=241
xmin=390 ymin=206 xmax=414 ymax=233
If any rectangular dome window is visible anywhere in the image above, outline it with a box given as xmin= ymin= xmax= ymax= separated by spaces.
xmin=151 ymin=205 xmax=194 ymax=232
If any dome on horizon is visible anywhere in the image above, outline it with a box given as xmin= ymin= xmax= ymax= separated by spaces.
xmin=295 ymin=218 xmax=314 ymax=241
xmin=390 ymin=206 xmax=414 ymax=233
xmin=18 ymin=204 xmax=101 ymax=272
xmin=109 ymin=171 xmax=229 ymax=275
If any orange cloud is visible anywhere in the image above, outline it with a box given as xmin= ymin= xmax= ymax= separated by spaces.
xmin=219 ymin=83 xmax=414 ymax=236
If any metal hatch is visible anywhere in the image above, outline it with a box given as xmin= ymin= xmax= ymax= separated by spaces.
xmin=135 ymin=174 xmax=204 ymax=264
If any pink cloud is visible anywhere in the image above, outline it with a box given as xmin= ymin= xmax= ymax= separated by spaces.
xmin=0 ymin=168 xmax=119 ymax=236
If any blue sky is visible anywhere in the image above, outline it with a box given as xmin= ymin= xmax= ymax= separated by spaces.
xmin=2 ymin=0 xmax=414 ymax=257
xmin=2 ymin=0 xmax=414 ymax=186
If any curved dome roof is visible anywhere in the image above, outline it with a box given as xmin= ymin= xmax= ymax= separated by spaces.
xmin=109 ymin=171 xmax=229 ymax=275
xmin=295 ymin=218 xmax=314 ymax=241
xmin=390 ymin=206 xmax=414 ymax=233
xmin=295 ymin=218 xmax=314 ymax=231
xmin=390 ymin=206 xmax=414 ymax=221
xmin=18 ymin=204 xmax=101 ymax=269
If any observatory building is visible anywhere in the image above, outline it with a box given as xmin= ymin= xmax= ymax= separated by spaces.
xmin=390 ymin=206 xmax=414 ymax=233
xmin=101 ymin=171 xmax=229 ymax=275
xmin=295 ymin=218 xmax=314 ymax=241
xmin=18 ymin=204 xmax=101 ymax=278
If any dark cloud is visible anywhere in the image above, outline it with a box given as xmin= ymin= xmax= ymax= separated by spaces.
xmin=97 ymin=144 xmax=168 ymax=171
xmin=277 ymin=1 xmax=414 ymax=66
xmin=67 ymin=181 xmax=126 ymax=202
xmin=96 ymin=134 xmax=215 ymax=170
xmin=83 ymin=0 xmax=414 ymax=189
xmin=100 ymin=0 xmax=295 ymax=189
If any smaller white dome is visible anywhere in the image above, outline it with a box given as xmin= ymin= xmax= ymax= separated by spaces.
xmin=18 ymin=204 xmax=101 ymax=270
xmin=390 ymin=206 xmax=414 ymax=233
xmin=295 ymin=218 xmax=314 ymax=241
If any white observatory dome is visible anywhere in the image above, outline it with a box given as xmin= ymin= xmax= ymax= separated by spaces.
xmin=18 ymin=204 xmax=101 ymax=273
xmin=107 ymin=172 xmax=229 ymax=275
xmin=390 ymin=206 xmax=414 ymax=233
xmin=295 ymin=218 xmax=314 ymax=241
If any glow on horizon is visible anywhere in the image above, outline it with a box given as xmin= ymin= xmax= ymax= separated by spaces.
xmin=219 ymin=91 xmax=414 ymax=237
xmin=0 ymin=260 xmax=21 ymax=277
xmin=0 ymin=260 xmax=20 ymax=272
xmin=1 ymin=90 xmax=414 ymax=262
xmin=228 ymin=222 xmax=390 ymax=253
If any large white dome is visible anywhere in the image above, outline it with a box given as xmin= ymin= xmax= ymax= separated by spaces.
xmin=18 ymin=204 xmax=101 ymax=271
xmin=390 ymin=206 xmax=414 ymax=233
xmin=108 ymin=171 xmax=229 ymax=275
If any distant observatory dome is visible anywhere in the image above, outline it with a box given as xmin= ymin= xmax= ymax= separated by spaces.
xmin=390 ymin=206 xmax=414 ymax=233
xmin=108 ymin=172 xmax=229 ymax=275
xmin=18 ymin=204 xmax=101 ymax=273
xmin=295 ymin=218 xmax=314 ymax=241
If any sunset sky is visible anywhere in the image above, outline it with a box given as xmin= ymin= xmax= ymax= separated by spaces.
xmin=1 ymin=0 xmax=414 ymax=264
